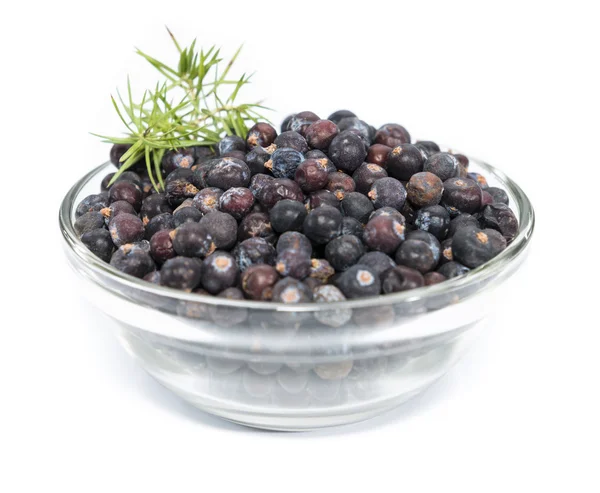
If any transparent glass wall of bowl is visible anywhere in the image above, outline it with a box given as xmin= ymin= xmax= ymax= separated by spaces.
xmin=60 ymin=156 xmax=534 ymax=430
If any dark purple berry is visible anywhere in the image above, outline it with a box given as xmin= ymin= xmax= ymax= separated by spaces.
xmin=309 ymin=258 xmax=335 ymax=282
xmin=149 ymin=229 xmax=175 ymax=264
xmin=407 ymin=172 xmax=443 ymax=208
xmin=275 ymin=249 xmax=312 ymax=279
xmin=109 ymin=212 xmax=144 ymax=247
xmin=385 ymin=144 xmax=425 ymax=180
xmin=219 ymin=187 xmax=255 ymax=220
xmin=114 ymin=171 xmax=142 ymax=188
xmin=337 ymin=117 xmax=372 ymax=144
xmin=423 ymin=152 xmax=459 ymax=181
xmin=326 ymin=172 xmax=356 ymax=200
xmin=191 ymin=146 xmax=214 ymax=163
xmin=415 ymin=205 xmax=450 ymax=240
xmin=249 ymin=173 xmax=274 ymax=199
xmin=241 ymin=264 xmax=280 ymax=300
xmin=305 ymin=151 xmax=336 ymax=172
xmin=160 ymin=257 xmax=203 ymax=291
xmin=165 ymin=177 xmax=199 ymax=207
xmin=303 ymin=205 xmax=343 ymax=245
xmin=265 ymin=147 xmax=304 ymax=179
xmin=218 ymin=135 xmax=246 ymax=156
xmin=486 ymin=187 xmax=509 ymax=205
xmin=246 ymin=122 xmax=277 ymax=149
xmin=375 ymin=123 xmax=411 ymax=147
xmin=369 ymin=206 xmax=405 ymax=222
xmin=368 ymin=177 xmax=407 ymax=211
xmin=400 ymin=200 xmax=417 ymax=225
xmin=439 ymin=238 xmax=453 ymax=265
xmin=143 ymin=271 xmax=161 ymax=284
xmin=406 ymin=230 xmax=442 ymax=264
xmin=233 ymin=237 xmax=276 ymax=271
xmin=468 ymin=172 xmax=489 ymax=189
xmin=200 ymin=251 xmax=239 ymax=294
xmin=101 ymin=173 xmax=116 ymax=191
xmin=269 ymin=199 xmax=307 ymax=233
xmin=441 ymin=177 xmax=482 ymax=216
xmin=327 ymin=109 xmax=356 ymax=124
xmin=165 ymin=167 xmax=193 ymax=184
xmin=381 ymin=265 xmax=424 ymax=293
xmin=340 ymin=192 xmax=374 ymax=224
xmin=76 ymin=193 xmax=110 ymax=217
xmin=481 ymin=190 xmax=494 ymax=206
xmin=171 ymin=222 xmax=215 ymax=258
xmin=192 ymin=187 xmax=223 ymax=215
xmin=437 ymin=261 xmax=470 ymax=278
xmin=448 ymin=213 xmax=480 ymax=237
xmin=258 ymin=178 xmax=304 ymax=208
xmin=237 ymin=212 xmax=275 ymax=243
xmin=477 ymin=203 xmax=519 ymax=241
xmin=162 ymin=148 xmax=195 ymax=175
xmin=328 ymin=131 xmax=368 ymax=173
xmin=199 ymin=211 xmax=238 ymax=249
xmin=81 ymin=228 xmax=115 ymax=262
xmin=363 ymin=215 xmax=406 ymax=254
xmin=272 ymin=277 xmax=313 ymax=303
xmin=110 ymin=243 xmax=155 ymax=278
xmin=424 ymin=271 xmax=446 ymax=286
xmin=276 ymin=231 xmax=312 ymax=256
xmin=245 ymin=147 xmax=271 ymax=175
xmin=140 ymin=193 xmax=173 ymax=225
xmin=366 ymin=144 xmax=393 ymax=168
xmin=325 ymin=235 xmax=365 ymax=271
xmin=414 ymin=141 xmax=440 ymax=158
xmin=109 ymin=143 xmax=131 ymax=167
xmin=287 ymin=111 xmax=320 ymax=136
xmin=353 ymin=163 xmax=388 ymax=194
xmin=109 ymin=180 xmax=143 ymax=211
xmin=306 ymin=189 xmax=340 ymax=211
xmin=358 ymin=251 xmax=396 ymax=276
xmin=144 ymin=213 xmax=175 ymax=240
xmin=190 ymin=160 xmax=215 ymax=189
xmin=75 ymin=211 xmax=105 ymax=236
xmin=340 ymin=216 xmax=364 ymax=237
xmin=305 ymin=120 xmax=339 ymax=150
xmin=206 ymin=157 xmax=251 ymax=189
xmin=395 ymin=239 xmax=437 ymax=274
xmin=273 ymin=131 xmax=309 ymax=153
xmin=334 ymin=264 xmax=381 ymax=299
xmin=173 ymin=206 xmax=202 ymax=227
xmin=295 ymin=159 xmax=330 ymax=192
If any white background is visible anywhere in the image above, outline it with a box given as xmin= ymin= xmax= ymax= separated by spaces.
xmin=2 ymin=1 xmax=599 ymax=491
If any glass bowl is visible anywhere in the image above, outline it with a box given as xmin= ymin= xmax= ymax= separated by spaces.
xmin=59 ymin=155 xmax=534 ymax=431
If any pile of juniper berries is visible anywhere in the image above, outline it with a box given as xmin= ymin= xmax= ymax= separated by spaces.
xmin=75 ymin=110 xmax=518 ymax=305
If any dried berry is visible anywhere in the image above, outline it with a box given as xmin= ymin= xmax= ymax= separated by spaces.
xmin=386 ymin=144 xmax=425 ymax=181
xmin=161 ymin=256 xmax=203 ymax=291
xmin=149 ymin=229 xmax=175 ymax=264
xmin=165 ymin=178 xmax=199 ymax=207
xmin=237 ymin=212 xmax=276 ymax=243
xmin=276 ymin=231 xmax=312 ymax=256
xmin=452 ymin=227 xmax=507 ymax=268
xmin=363 ymin=215 xmax=406 ymax=254
xmin=258 ymin=178 xmax=304 ymax=208
xmin=161 ymin=148 xmax=195 ymax=175
xmin=368 ymin=177 xmax=407 ymax=211
xmin=327 ymin=109 xmax=356 ymax=124
xmin=414 ymin=141 xmax=441 ymax=158
xmin=326 ymin=172 xmax=356 ymax=200
xmin=200 ymin=211 xmax=238 ymax=249
xmin=424 ymin=271 xmax=446 ymax=286
xmin=448 ymin=213 xmax=480 ymax=237
xmin=486 ymin=187 xmax=509 ymax=205
xmin=192 ymin=187 xmax=223 ymax=215
xmin=172 ymin=206 xmax=203 ymax=227
xmin=334 ymin=265 xmax=381 ymax=299
xmin=423 ymin=152 xmax=459 ymax=181
xmin=295 ymin=159 xmax=330 ymax=192
xmin=353 ymin=163 xmax=388 ymax=194
xmin=75 ymin=211 xmax=105 ymax=236
xmin=437 ymin=261 xmax=470 ymax=278
xmin=218 ymin=135 xmax=246 ymax=156
xmin=144 ymin=213 xmax=175 ymax=240
xmin=275 ymin=249 xmax=312 ymax=279
xmin=478 ymin=203 xmax=519 ymax=241
xmin=110 ymin=243 xmax=155 ymax=278
xmin=219 ymin=187 xmax=255 ymax=220
xmin=241 ymin=264 xmax=280 ymax=300
xmin=305 ymin=120 xmax=339 ymax=150
xmin=441 ymin=177 xmax=482 ymax=216
xmin=140 ymin=194 xmax=173 ymax=225
xmin=81 ymin=228 xmax=114 ymax=262
xmin=357 ymin=251 xmax=396 ymax=276
xmin=329 ymin=131 xmax=368 ymax=173
xmin=340 ymin=192 xmax=375 ymax=224
xmin=233 ymin=237 xmax=276 ymax=271
xmin=381 ymin=265 xmax=424 ymax=293
xmin=274 ymin=131 xmax=309 ymax=153
xmin=266 ymin=147 xmax=305 ymax=179
xmin=303 ymin=205 xmax=343 ymax=244
xmin=415 ymin=205 xmax=450 ymax=240
xmin=272 ymin=277 xmax=313 ymax=303
xmin=246 ymin=122 xmax=277 ymax=149
xmin=395 ymin=239 xmax=437 ymax=274
xmin=325 ymin=235 xmax=365 ymax=272
xmin=109 ymin=180 xmax=143 ymax=211
xmin=245 ymin=146 xmax=271 ymax=175
xmin=340 ymin=216 xmax=364 ymax=237
xmin=109 ymin=212 xmax=145 ymax=247
xmin=406 ymin=172 xmax=443 ymax=208
xmin=171 ymin=222 xmax=215 ymax=258
xmin=206 ymin=157 xmax=251 ymax=189
xmin=375 ymin=123 xmax=411 ymax=147
xmin=269 ymin=199 xmax=307 ymax=233
xmin=201 ymin=251 xmax=239 ymax=294
xmin=366 ymin=144 xmax=392 ymax=168
xmin=306 ymin=189 xmax=340 ymax=211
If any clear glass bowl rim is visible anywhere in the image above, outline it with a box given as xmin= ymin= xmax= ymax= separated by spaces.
xmin=59 ymin=156 xmax=535 ymax=313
